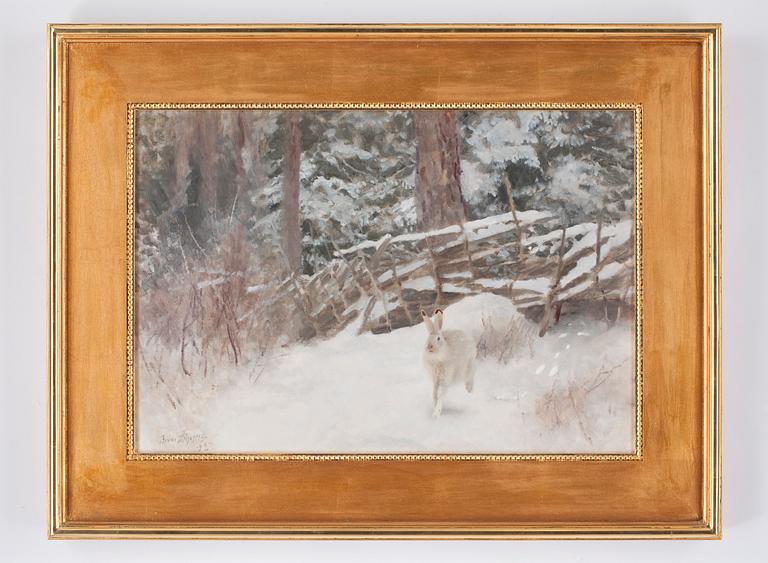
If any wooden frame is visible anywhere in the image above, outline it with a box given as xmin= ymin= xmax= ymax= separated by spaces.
xmin=48 ymin=24 xmax=721 ymax=539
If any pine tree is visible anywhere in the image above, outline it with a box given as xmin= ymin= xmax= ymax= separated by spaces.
xmin=296 ymin=110 xmax=417 ymax=273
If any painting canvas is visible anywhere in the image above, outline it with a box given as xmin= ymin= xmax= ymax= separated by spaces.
xmin=133 ymin=107 xmax=637 ymax=455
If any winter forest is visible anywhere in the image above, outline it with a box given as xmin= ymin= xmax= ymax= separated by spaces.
xmin=134 ymin=108 xmax=637 ymax=454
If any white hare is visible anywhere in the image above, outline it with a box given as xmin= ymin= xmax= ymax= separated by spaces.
xmin=421 ymin=309 xmax=476 ymax=418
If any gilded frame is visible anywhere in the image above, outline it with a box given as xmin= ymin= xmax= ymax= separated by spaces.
xmin=48 ymin=24 xmax=721 ymax=539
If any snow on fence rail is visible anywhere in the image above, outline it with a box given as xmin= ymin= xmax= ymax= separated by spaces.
xmin=337 ymin=210 xmax=553 ymax=255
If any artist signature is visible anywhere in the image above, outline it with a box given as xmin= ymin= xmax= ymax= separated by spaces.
xmin=159 ymin=431 xmax=210 ymax=451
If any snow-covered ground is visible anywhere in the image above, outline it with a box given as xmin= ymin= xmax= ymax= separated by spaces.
xmin=136 ymin=294 xmax=636 ymax=454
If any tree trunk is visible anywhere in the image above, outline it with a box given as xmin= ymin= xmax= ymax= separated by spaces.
xmin=282 ymin=112 xmax=302 ymax=273
xmin=173 ymin=111 xmax=219 ymax=248
xmin=250 ymin=117 xmax=270 ymax=189
xmin=413 ymin=110 xmax=466 ymax=232
xmin=173 ymin=112 xmax=195 ymax=209
xmin=228 ymin=111 xmax=248 ymax=224
xmin=192 ymin=111 xmax=221 ymax=211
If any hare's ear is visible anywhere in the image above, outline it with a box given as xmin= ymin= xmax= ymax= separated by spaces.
xmin=421 ymin=310 xmax=435 ymax=333
xmin=434 ymin=309 xmax=443 ymax=331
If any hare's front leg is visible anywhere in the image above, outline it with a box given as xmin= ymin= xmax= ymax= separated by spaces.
xmin=464 ymin=358 xmax=476 ymax=393
xmin=432 ymin=371 xmax=444 ymax=418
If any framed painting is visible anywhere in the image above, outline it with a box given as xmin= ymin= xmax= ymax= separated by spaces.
xmin=48 ymin=24 xmax=721 ymax=538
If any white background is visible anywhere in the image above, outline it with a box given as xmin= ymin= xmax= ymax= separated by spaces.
xmin=0 ymin=0 xmax=764 ymax=561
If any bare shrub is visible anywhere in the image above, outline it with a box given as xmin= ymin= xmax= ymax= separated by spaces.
xmin=476 ymin=311 xmax=535 ymax=364
xmin=536 ymin=381 xmax=591 ymax=443
xmin=535 ymin=358 xmax=629 ymax=444
xmin=138 ymin=225 xmax=304 ymax=383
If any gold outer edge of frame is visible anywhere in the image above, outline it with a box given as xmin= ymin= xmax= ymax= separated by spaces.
xmin=703 ymin=25 xmax=722 ymax=537
xmin=714 ymin=22 xmax=723 ymax=539
xmin=47 ymin=24 xmax=721 ymax=538
xmin=127 ymin=102 xmax=644 ymax=462
xmin=48 ymin=25 xmax=68 ymax=537
xmin=46 ymin=22 xmax=723 ymax=41
xmin=46 ymin=22 xmax=56 ymax=538
xmin=49 ymin=519 xmax=720 ymax=540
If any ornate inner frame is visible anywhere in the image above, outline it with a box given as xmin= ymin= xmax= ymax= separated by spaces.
xmin=127 ymin=102 xmax=644 ymax=462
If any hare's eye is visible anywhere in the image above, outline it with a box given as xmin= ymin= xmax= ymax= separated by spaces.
xmin=436 ymin=336 xmax=441 ymax=342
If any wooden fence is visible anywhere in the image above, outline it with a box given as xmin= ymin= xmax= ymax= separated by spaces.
xmin=256 ymin=210 xmax=634 ymax=338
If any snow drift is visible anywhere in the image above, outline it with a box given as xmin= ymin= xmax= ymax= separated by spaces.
xmin=137 ymin=293 xmax=635 ymax=454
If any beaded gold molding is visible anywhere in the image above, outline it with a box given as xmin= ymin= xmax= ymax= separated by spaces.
xmin=126 ymin=102 xmax=643 ymax=461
